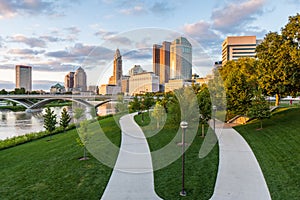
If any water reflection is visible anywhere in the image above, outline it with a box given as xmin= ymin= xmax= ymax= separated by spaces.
xmin=0 ymin=102 xmax=116 ymax=140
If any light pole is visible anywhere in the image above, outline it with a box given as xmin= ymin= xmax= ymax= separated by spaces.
xmin=180 ymin=121 xmax=188 ymax=197
xmin=141 ymin=97 xmax=145 ymax=122
xmin=200 ymin=114 xmax=205 ymax=137
xmin=212 ymin=105 xmax=217 ymax=133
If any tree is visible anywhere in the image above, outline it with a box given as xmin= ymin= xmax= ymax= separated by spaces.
xmin=197 ymin=84 xmax=212 ymax=137
xmin=151 ymin=102 xmax=165 ymax=128
xmin=115 ymin=94 xmax=128 ymax=114
xmin=219 ymin=58 xmax=258 ymax=116
xmin=43 ymin=107 xmax=57 ymax=140
xmin=60 ymin=108 xmax=71 ymax=132
xmin=128 ymin=96 xmax=140 ymax=112
xmin=0 ymin=89 xmax=8 ymax=95
xmin=256 ymin=14 xmax=300 ymax=106
xmin=247 ymin=91 xmax=271 ymax=129
xmin=76 ymin=120 xmax=89 ymax=160
xmin=73 ymin=108 xmax=84 ymax=122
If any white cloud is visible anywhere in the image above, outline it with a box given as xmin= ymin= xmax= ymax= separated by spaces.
xmin=211 ymin=0 xmax=266 ymax=33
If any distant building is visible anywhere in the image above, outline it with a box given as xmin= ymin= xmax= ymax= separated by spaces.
xmin=153 ymin=41 xmax=171 ymax=85
xmin=165 ymin=79 xmax=192 ymax=93
xmin=15 ymin=65 xmax=32 ymax=92
xmin=129 ymin=72 xmax=159 ymax=95
xmin=50 ymin=83 xmax=65 ymax=94
xmin=88 ymin=85 xmax=98 ymax=94
xmin=121 ymin=75 xmax=130 ymax=95
xmin=99 ymin=84 xmax=121 ymax=95
xmin=74 ymin=67 xmax=87 ymax=91
xmin=109 ymin=49 xmax=122 ymax=87
xmin=222 ymin=36 xmax=261 ymax=65
xmin=170 ymin=37 xmax=192 ymax=80
xmin=64 ymin=72 xmax=75 ymax=92
xmin=129 ymin=65 xmax=145 ymax=76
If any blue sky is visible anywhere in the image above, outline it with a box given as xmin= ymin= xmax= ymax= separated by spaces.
xmin=0 ymin=0 xmax=299 ymax=91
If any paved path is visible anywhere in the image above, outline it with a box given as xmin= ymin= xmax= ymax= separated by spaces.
xmin=210 ymin=120 xmax=271 ymax=200
xmin=101 ymin=113 xmax=162 ymax=200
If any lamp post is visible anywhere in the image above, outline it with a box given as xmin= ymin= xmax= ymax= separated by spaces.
xmin=212 ymin=105 xmax=217 ymax=133
xmin=141 ymin=97 xmax=145 ymax=122
xmin=180 ymin=121 xmax=188 ymax=197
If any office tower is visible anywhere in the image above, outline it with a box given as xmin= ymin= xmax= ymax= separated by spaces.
xmin=222 ymin=36 xmax=261 ymax=65
xmin=109 ymin=49 xmax=122 ymax=86
xmin=74 ymin=67 xmax=87 ymax=91
xmin=15 ymin=65 xmax=32 ymax=92
xmin=64 ymin=72 xmax=75 ymax=92
xmin=129 ymin=72 xmax=159 ymax=95
xmin=170 ymin=37 xmax=192 ymax=80
xmin=153 ymin=41 xmax=171 ymax=84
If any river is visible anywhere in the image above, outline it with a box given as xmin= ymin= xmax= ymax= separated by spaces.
xmin=0 ymin=103 xmax=116 ymax=140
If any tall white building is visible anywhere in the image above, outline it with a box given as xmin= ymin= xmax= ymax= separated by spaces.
xmin=15 ymin=65 xmax=32 ymax=92
xmin=129 ymin=72 xmax=159 ymax=95
xmin=74 ymin=67 xmax=87 ymax=91
xmin=222 ymin=36 xmax=261 ymax=65
xmin=170 ymin=37 xmax=192 ymax=80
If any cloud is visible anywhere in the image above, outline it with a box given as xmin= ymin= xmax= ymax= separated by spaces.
xmin=7 ymin=48 xmax=45 ymax=55
xmin=8 ymin=34 xmax=46 ymax=48
xmin=211 ymin=0 xmax=266 ymax=33
xmin=123 ymin=49 xmax=152 ymax=60
xmin=65 ymin=26 xmax=81 ymax=35
xmin=150 ymin=2 xmax=173 ymax=15
xmin=0 ymin=0 xmax=55 ymax=19
xmin=119 ymin=6 xmax=146 ymax=15
xmin=184 ymin=20 xmax=220 ymax=42
xmin=94 ymin=29 xmax=117 ymax=40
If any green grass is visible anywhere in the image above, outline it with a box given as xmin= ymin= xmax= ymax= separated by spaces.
xmin=234 ymin=108 xmax=300 ymax=200
xmin=135 ymin=112 xmax=219 ymax=200
xmin=0 ymin=116 xmax=121 ymax=200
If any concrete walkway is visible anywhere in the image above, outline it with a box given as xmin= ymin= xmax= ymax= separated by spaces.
xmin=210 ymin=120 xmax=271 ymax=200
xmin=101 ymin=113 xmax=162 ymax=200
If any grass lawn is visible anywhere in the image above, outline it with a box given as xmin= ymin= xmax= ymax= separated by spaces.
xmin=235 ymin=108 xmax=300 ymax=200
xmin=135 ymin=112 xmax=219 ymax=200
xmin=0 ymin=116 xmax=121 ymax=200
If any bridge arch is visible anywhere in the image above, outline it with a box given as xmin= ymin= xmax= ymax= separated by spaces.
xmin=94 ymin=99 xmax=112 ymax=108
xmin=0 ymin=98 xmax=31 ymax=108
xmin=29 ymin=98 xmax=94 ymax=109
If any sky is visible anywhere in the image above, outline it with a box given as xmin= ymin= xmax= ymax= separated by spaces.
xmin=0 ymin=0 xmax=299 ymax=91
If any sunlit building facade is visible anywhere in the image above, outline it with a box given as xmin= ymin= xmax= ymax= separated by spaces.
xmin=15 ymin=65 xmax=32 ymax=92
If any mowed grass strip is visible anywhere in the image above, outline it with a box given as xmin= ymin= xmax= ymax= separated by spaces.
xmin=235 ymin=108 xmax=300 ymax=200
xmin=0 ymin=116 xmax=121 ymax=200
xmin=135 ymin=113 xmax=219 ymax=200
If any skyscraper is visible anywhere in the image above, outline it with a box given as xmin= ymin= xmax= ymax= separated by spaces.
xmin=153 ymin=41 xmax=171 ymax=84
xmin=74 ymin=67 xmax=87 ymax=91
xmin=64 ymin=72 xmax=75 ymax=92
xmin=170 ymin=37 xmax=192 ymax=80
xmin=222 ymin=36 xmax=261 ymax=65
xmin=109 ymin=49 xmax=122 ymax=86
xmin=15 ymin=65 xmax=32 ymax=92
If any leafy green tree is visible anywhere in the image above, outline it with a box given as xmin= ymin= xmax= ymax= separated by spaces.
xmin=115 ymin=94 xmax=128 ymax=114
xmin=73 ymin=108 xmax=84 ymax=122
xmin=256 ymin=14 xmax=300 ymax=106
xmin=60 ymin=108 xmax=71 ymax=131
xmin=43 ymin=107 xmax=57 ymax=140
xmin=76 ymin=120 xmax=89 ymax=160
xmin=128 ymin=96 xmax=140 ymax=112
xmin=197 ymin=84 xmax=212 ymax=137
xmin=247 ymin=91 xmax=271 ymax=129
xmin=0 ymin=89 xmax=8 ymax=95
xmin=219 ymin=58 xmax=258 ymax=116
xmin=151 ymin=102 xmax=165 ymax=128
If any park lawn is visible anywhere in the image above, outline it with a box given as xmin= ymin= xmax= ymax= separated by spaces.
xmin=135 ymin=112 xmax=219 ymax=200
xmin=0 ymin=116 xmax=121 ymax=200
xmin=235 ymin=107 xmax=300 ymax=200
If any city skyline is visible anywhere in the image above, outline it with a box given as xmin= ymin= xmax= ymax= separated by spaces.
xmin=0 ymin=0 xmax=299 ymax=90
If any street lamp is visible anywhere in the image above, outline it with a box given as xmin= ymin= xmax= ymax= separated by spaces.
xmin=180 ymin=121 xmax=188 ymax=197
xmin=141 ymin=97 xmax=145 ymax=122
xmin=212 ymin=105 xmax=217 ymax=133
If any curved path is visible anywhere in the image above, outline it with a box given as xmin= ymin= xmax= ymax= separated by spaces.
xmin=210 ymin=120 xmax=271 ymax=200
xmin=101 ymin=113 xmax=162 ymax=200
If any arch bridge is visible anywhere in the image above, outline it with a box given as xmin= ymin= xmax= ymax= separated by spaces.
xmin=0 ymin=95 xmax=116 ymax=112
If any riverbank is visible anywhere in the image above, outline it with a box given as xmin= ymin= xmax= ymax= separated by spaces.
xmin=0 ymin=116 xmax=121 ymax=199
